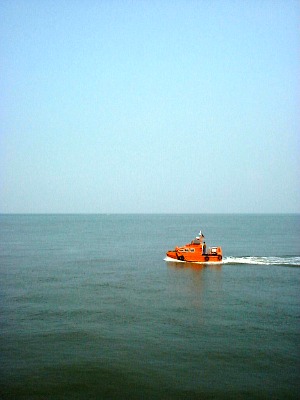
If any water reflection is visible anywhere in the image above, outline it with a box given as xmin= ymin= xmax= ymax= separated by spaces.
xmin=166 ymin=260 xmax=222 ymax=272
xmin=165 ymin=260 xmax=223 ymax=310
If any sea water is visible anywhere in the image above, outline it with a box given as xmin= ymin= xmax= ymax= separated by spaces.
xmin=0 ymin=214 xmax=299 ymax=399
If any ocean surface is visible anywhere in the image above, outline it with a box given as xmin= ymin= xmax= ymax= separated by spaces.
xmin=0 ymin=214 xmax=299 ymax=399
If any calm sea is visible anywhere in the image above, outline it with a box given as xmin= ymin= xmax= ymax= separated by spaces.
xmin=1 ymin=214 xmax=299 ymax=399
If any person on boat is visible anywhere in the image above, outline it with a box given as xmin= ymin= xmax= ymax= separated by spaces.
xmin=199 ymin=231 xmax=205 ymax=243
xmin=203 ymin=242 xmax=207 ymax=255
xmin=191 ymin=231 xmax=205 ymax=245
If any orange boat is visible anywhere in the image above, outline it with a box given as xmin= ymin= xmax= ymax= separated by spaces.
xmin=166 ymin=231 xmax=222 ymax=263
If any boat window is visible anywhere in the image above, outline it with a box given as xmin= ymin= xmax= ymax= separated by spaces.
xmin=184 ymin=249 xmax=189 ymax=252
xmin=190 ymin=248 xmax=195 ymax=252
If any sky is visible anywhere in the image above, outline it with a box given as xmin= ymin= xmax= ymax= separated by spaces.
xmin=1 ymin=0 xmax=299 ymax=214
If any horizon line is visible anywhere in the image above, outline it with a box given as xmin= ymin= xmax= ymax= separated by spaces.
xmin=1 ymin=212 xmax=299 ymax=216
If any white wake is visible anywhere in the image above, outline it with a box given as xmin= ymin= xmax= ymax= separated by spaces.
xmin=223 ymin=256 xmax=300 ymax=266
xmin=164 ymin=256 xmax=300 ymax=266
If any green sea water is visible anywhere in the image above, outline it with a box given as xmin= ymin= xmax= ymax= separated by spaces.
xmin=0 ymin=214 xmax=299 ymax=399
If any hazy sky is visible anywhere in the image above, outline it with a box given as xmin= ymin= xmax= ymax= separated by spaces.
xmin=1 ymin=0 xmax=299 ymax=213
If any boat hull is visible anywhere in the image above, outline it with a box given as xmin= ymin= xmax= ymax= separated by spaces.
xmin=166 ymin=250 xmax=222 ymax=263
